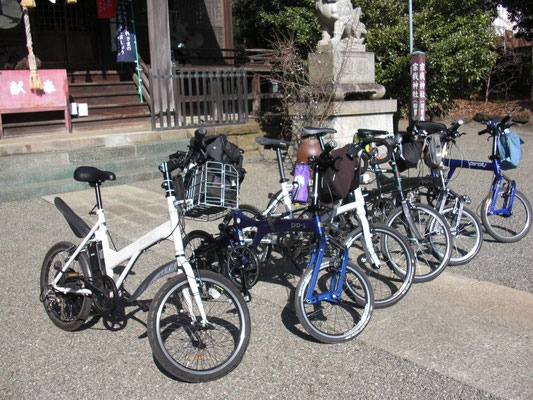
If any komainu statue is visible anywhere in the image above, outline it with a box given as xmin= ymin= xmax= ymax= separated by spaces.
xmin=316 ymin=0 xmax=367 ymax=46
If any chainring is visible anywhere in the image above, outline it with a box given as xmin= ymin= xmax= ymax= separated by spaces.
xmin=91 ymin=275 xmax=118 ymax=315
xmin=225 ymin=245 xmax=261 ymax=289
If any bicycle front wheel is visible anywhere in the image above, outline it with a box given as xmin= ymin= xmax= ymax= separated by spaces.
xmin=344 ymin=224 xmax=415 ymax=308
xmin=386 ymin=203 xmax=452 ymax=283
xmin=441 ymin=206 xmax=483 ymax=265
xmin=147 ymin=270 xmax=251 ymax=382
xmin=481 ymin=189 xmax=532 ymax=243
xmin=294 ymin=259 xmax=373 ymax=343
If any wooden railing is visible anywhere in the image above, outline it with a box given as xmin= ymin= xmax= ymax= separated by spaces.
xmin=149 ymin=67 xmax=249 ymax=130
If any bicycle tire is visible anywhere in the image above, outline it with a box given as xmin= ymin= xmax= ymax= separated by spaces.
xmin=481 ymin=189 xmax=532 ymax=243
xmin=441 ymin=205 xmax=483 ymax=265
xmin=343 ymin=224 xmax=415 ymax=308
xmin=147 ymin=269 xmax=251 ymax=382
xmin=294 ymin=259 xmax=373 ymax=343
xmin=40 ymin=241 xmax=93 ymax=331
xmin=386 ymin=203 xmax=452 ymax=283
xmin=182 ymin=230 xmax=222 ymax=273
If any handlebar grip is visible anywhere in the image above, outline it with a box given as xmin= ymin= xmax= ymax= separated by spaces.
xmin=478 ymin=129 xmax=489 ymax=136
xmin=166 ymin=158 xmax=181 ymax=173
xmin=500 ymin=112 xmax=513 ymax=127
xmin=450 ymin=120 xmax=463 ymax=132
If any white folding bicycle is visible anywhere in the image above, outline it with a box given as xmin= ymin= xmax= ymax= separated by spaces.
xmin=39 ymin=158 xmax=251 ymax=383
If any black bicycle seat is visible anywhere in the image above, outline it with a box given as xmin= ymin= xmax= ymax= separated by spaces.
xmin=301 ymin=127 xmax=336 ymax=139
xmin=74 ymin=166 xmax=116 ymax=184
xmin=357 ymin=128 xmax=389 ymax=138
xmin=409 ymin=121 xmax=447 ymax=135
xmin=255 ymin=137 xmax=292 ymax=150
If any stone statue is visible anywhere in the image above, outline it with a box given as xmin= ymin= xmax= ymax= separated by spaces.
xmin=316 ymin=0 xmax=367 ymax=47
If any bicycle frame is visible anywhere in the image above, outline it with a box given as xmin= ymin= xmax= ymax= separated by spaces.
xmin=443 ymin=157 xmax=516 ymax=216
xmin=50 ymin=163 xmax=209 ymax=322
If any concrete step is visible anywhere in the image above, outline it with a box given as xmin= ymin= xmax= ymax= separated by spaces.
xmin=0 ymin=138 xmax=190 ymax=202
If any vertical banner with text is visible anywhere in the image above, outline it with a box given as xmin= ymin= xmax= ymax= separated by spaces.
xmin=116 ymin=0 xmax=135 ymax=63
xmin=410 ymin=51 xmax=426 ymax=122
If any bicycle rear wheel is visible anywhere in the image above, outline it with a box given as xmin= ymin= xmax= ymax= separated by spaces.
xmin=294 ymin=259 xmax=373 ymax=343
xmin=344 ymin=224 xmax=415 ymax=308
xmin=40 ymin=241 xmax=93 ymax=331
xmin=441 ymin=206 xmax=483 ymax=265
xmin=147 ymin=270 xmax=251 ymax=382
xmin=481 ymin=189 xmax=531 ymax=243
xmin=386 ymin=203 xmax=452 ymax=283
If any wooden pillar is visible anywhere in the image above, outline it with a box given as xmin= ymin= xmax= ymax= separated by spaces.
xmin=147 ymin=0 xmax=172 ymax=114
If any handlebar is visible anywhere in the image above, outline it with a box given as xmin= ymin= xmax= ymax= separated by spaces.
xmin=358 ymin=136 xmax=394 ymax=166
xmin=478 ymin=109 xmax=515 ymax=136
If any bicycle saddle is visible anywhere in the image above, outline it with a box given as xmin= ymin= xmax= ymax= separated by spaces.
xmin=74 ymin=166 xmax=116 ymax=184
xmin=301 ymin=127 xmax=336 ymax=139
xmin=357 ymin=128 xmax=389 ymax=138
xmin=255 ymin=137 xmax=292 ymax=150
xmin=409 ymin=121 xmax=447 ymax=135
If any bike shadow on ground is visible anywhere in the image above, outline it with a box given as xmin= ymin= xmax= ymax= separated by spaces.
xmin=257 ymin=257 xmax=326 ymax=343
xmin=81 ymin=298 xmax=151 ymax=336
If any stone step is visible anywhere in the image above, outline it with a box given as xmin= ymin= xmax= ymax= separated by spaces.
xmin=0 ymin=138 xmax=190 ymax=202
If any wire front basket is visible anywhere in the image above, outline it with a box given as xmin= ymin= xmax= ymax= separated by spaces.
xmin=185 ymin=161 xmax=240 ymax=220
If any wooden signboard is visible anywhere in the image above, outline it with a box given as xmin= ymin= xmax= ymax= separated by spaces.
xmin=0 ymin=69 xmax=71 ymax=138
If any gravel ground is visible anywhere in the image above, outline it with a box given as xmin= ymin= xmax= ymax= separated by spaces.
xmin=0 ymin=117 xmax=531 ymax=399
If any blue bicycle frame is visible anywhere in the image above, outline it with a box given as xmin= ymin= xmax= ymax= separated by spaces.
xmin=232 ymin=209 xmax=350 ymax=304
xmin=441 ymin=124 xmax=516 ymax=217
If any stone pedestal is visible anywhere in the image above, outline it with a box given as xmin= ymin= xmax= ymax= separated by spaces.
xmin=305 ymin=40 xmax=397 ymax=145
xmin=327 ymin=100 xmax=397 ymax=146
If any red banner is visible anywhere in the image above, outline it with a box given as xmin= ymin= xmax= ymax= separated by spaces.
xmin=97 ymin=0 xmax=117 ymax=19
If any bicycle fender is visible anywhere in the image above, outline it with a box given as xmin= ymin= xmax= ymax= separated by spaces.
xmin=54 ymin=197 xmax=91 ymax=239
xmin=127 ymin=260 xmax=178 ymax=302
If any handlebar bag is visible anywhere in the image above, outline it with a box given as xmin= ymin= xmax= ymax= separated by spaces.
xmin=497 ymin=130 xmax=523 ymax=170
xmin=318 ymin=144 xmax=360 ymax=204
xmin=396 ymin=139 xmax=423 ymax=172
xmin=423 ymin=133 xmax=444 ymax=170
xmin=204 ymin=135 xmax=246 ymax=182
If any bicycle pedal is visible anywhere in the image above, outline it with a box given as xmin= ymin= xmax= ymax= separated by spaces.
xmin=243 ymin=293 xmax=252 ymax=302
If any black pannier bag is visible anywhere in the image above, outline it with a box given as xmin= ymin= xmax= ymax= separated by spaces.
xmin=183 ymin=134 xmax=244 ymax=218
xmin=202 ymin=135 xmax=244 ymax=201
xmin=318 ymin=144 xmax=361 ymax=204
xmin=395 ymin=139 xmax=423 ymax=172
xmin=203 ymin=134 xmax=246 ymax=182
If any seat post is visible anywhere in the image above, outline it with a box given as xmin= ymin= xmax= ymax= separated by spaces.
xmin=276 ymin=148 xmax=288 ymax=183
xmin=94 ymin=183 xmax=104 ymax=210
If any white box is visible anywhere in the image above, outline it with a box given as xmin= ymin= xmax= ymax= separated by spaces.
xmin=78 ymin=103 xmax=88 ymax=117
